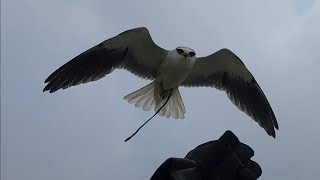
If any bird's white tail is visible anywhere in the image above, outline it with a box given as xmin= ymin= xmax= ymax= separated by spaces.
xmin=123 ymin=81 xmax=186 ymax=119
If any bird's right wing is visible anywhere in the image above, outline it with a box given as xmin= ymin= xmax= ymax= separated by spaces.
xmin=44 ymin=27 xmax=167 ymax=93
xmin=182 ymin=49 xmax=278 ymax=137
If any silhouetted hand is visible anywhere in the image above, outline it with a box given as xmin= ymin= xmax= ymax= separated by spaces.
xmin=150 ymin=131 xmax=262 ymax=180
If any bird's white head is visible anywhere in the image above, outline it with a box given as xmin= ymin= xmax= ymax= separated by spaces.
xmin=174 ymin=46 xmax=196 ymax=60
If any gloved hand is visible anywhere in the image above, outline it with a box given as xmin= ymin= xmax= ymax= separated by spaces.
xmin=150 ymin=131 xmax=262 ymax=180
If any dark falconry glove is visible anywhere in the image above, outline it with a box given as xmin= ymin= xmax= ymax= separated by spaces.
xmin=150 ymin=131 xmax=262 ymax=180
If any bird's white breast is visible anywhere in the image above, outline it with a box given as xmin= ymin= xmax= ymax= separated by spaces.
xmin=157 ymin=52 xmax=195 ymax=90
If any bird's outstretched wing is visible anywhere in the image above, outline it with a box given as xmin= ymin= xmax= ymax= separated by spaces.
xmin=182 ymin=49 xmax=278 ymax=137
xmin=43 ymin=27 xmax=166 ymax=93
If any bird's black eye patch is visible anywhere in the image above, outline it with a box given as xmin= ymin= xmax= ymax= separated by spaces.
xmin=189 ymin=52 xmax=196 ymax=57
xmin=176 ymin=48 xmax=184 ymax=54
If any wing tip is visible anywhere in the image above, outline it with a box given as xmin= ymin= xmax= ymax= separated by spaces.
xmin=43 ymin=82 xmax=60 ymax=93
xmin=273 ymin=117 xmax=279 ymax=130
xmin=266 ymin=119 xmax=278 ymax=138
xmin=269 ymin=129 xmax=276 ymax=138
xmin=44 ymin=77 xmax=51 ymax=83
xmin=43 ymin=85 xmax=49 ymax=93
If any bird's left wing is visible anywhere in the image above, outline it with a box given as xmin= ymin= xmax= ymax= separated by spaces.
xmin=182 ymin=49 xmax=278 ymax=137
xmin=43 ymin=27 xmax=167 ymax=93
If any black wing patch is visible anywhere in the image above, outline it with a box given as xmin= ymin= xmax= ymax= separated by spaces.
xmin=221 ymin=72 xmax=278 ymax=137
xmin=43 ymin=46 xmax=127 ymax=93
xmin=183 ymin=71 xmax=278 ymax=137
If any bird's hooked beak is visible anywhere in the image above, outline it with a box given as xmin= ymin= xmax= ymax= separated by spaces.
xmin=182 ymin=53 xmax=189 ymax=58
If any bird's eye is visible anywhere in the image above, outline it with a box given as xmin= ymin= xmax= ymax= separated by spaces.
xmin=176 ymin=48 xmax=184 ymax=54
xmin=189 ymin=52 xmax=196 ymax=57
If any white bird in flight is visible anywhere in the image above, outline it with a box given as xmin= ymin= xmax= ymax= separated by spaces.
xmin=44 ymin=27 xmax=278 ymax=141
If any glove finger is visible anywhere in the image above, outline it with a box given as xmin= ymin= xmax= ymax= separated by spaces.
xmin=150 ymin=158 xmax=197 ymax=180
xmin=170 ymin=167 xmax=202 ymax=180
xmin=234 ymin=143 xmax=254 ymax=163
xmin=238 ymin=160 xmax=262 ymax=180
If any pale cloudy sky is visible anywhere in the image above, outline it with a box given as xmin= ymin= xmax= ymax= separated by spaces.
xmin=1 ymin=0 xmax=320 ymax=179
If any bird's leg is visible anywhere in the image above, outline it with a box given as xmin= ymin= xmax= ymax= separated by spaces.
xmin=158 ymin=82 xmax=171 ymax=100
xmin=160 ymin=90 xmax=171 ymax=100
xmin=158 ymin=82 xmax=165 ymax=99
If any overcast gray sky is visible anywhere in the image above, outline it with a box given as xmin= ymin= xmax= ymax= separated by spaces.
xmin=1 ymin=0 xmax=320 ymax=179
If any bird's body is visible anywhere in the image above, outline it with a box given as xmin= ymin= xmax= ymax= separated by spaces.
xmin=44 ymin=27 xmax=278 ymax=138
xmin=124 ymin=47 xmax=196 ymax=119
xmin=159 ymin=47 xmax=196 ymax=90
